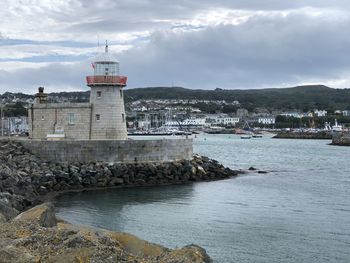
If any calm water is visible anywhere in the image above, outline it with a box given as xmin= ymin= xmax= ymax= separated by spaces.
xmin=54 ymin=135 xmax=350 ymax=263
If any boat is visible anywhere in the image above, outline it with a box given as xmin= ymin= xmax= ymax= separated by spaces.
xmin=332 ymin=119 xmax=343 ymax=132
xmin=252 ymin=134 xmax=263 ymax=138
xmin=241 ymin=135 xmax=252 ymax=139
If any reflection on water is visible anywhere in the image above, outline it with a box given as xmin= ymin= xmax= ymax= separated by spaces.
xmin=55 ymin=134 xmax=350 ymax=263
xmin=55 ymin=184 xmax=195 ymax=232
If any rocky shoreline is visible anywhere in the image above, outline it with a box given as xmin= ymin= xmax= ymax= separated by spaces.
xmin=331 ymin=133 xmax=350 ymax=146
xmin=273 ymin=131 xmax=332 ymax=140
xmin=0 ymin=139 xmax=240 ymax=262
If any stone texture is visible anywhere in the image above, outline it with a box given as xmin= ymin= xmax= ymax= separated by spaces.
xmin=0 ymin=214 xmax=212 ymax=263
xmin=14 ymin=203 xmax=57 ymax=227
xmin=29 ymin=103 xmax=92 ymax=140
xmin=332 ymin=133 xmax=350 ymax=146
xmin=19 ymin=138 xmax=193 ymax=163
xmin=90 ymin=86 xmax=127 ymax=140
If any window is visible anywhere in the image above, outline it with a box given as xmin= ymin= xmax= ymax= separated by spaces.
xmin=96 ymin=114 xmax=100 ymax=121
xmin=68 ymin=112 xmax=75 ymax=125
xmin=120 ymin=89 xmax=123 ymax=98
xmin=41 ymin=115 xmax=44 ymax=120
xmin=97 ymin=91 xmax=102 ymax=98
xmin=105 ymin=67 xmax=109 ymax=76
xmin=122 ymin=113 xmax=125 ymax=122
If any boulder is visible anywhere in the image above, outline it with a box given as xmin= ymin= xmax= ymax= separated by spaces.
xmin=14 ymin=202 xmax=57 ymax=227
xmin=108 ymin=232 xmax=169 ymax=258
xmin=159 ymin=244 xmax=213 ymax=263
xmin=0 ymin=244 xmax=37 ymax=263
xmin=0 ymin=200 xmax=19 ymax=220
xmin=0 ymin=213 xmax=6 ymax=223
xmin=110 ymin=178 xmax=124 ymax=185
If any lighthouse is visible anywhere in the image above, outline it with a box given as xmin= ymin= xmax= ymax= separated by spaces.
xmin=86 ymin=41 xmax=128 ymax=140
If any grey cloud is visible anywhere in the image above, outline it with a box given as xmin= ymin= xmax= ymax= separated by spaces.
xmin=2 ymin=1 xmax=350 ymax=92
xmin=0 ymin=62 xmax=90 ymax=93
xmin=2 ymin=11 xmax=350 ymax=92
xmin=62 ymin=0 xmax=350 ymax=37
xmin=118 ymin=12 xmax=350 ymax=89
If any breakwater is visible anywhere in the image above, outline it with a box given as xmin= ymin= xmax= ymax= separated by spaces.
xmin=332 ymin=133 xmax=350 ymax=146
xmin=273 ymin=131 xmax=332 ymax=140
xmin=0 ymin=139 xmax=238 ymax=262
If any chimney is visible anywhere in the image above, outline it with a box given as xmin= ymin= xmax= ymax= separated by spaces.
xmin=35 ymin=86 xmax=47 ymax=103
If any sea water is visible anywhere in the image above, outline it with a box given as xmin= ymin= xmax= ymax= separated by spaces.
xmin=54 ymin=134 xmax=350 ymax=263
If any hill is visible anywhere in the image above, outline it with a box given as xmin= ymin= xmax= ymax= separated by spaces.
xmin=124 ymin=85 xmax=350 ymax=111
xmin=1 ymin=85 xmax=350 ymax=113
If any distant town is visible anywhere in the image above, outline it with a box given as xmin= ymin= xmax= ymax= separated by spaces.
xmin=1 ymin=85 xmax=350 ymax=136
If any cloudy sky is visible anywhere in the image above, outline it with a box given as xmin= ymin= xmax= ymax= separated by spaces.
xmin=1 ymin=0 xmax=350 ymax=93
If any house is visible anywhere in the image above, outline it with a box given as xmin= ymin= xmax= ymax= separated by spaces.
xmin=342 ymin=110 xmax=350 ymax=116
xmin=258 ymin=117 xmax=275 ymax=125
xmin=314 ymin=110 xmax=327 ymax=117
xmin=205 ymin=114 xmax=240 ymax=126
xmin=280 ymin=112 xmax=302 ymax=118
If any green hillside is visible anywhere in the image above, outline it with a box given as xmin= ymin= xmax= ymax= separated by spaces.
xmin=124 ymin=85 xmax=350 ymax=111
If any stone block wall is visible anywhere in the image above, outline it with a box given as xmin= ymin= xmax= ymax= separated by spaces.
xmin=18 ymin=138 xmax=193 ymax=163
xmin=29 ymin=103 xmax=92 ymax=140
xmin=90 ymin=86 xmax=127 ymax=140
xmin=332 ymin=133 xmax=350 ymax=146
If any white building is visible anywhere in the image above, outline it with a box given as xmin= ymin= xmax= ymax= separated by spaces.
xmin=314 ymin=110 xmax=327 ymax=117
xmin=215 ymin=116 xmax=239 ymax=126
xmin=205 ymin=115 xmax=239 ymax=126
xmin=342 ymin=110 xmax=350 ymax=116
xmin=0 ymin=116 xmax=29 ymax=135
xmin=165 ymin=118 xmax=207 ymax=128
xmin=258 ymin=117 xmax=275 ymax=125
xmin=280 ymin=112 xmax=302 ymax=118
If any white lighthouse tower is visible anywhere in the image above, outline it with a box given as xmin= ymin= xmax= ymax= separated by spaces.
xmin=87 ymin=41 xmax=128 ymax=140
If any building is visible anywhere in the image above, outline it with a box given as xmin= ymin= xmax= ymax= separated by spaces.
xmin=0 ymin=116 xmax=29 ymax=135
xmin=165 ymin=118 xmax=207 ymax=129
xmin=342 ymin=110 xmax=350 ymax=116
xmin=29 ymin=42 xmax=128 ymax=140
xmin=280 ymin=112 xmax=302 ymax=118
xmin=258 ymin=117 xmax=275 ymax=125
xmin=314 ymin=110 xmax=327 ymax=117
xmin=205 ymin=114 xmax=240 ymax=126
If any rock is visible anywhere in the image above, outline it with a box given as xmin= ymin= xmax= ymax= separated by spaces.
xmin=14 ymin=203 xmax=57 ymax=227
xmin=108 ymin=231 xmax=169 ymax=258
xmin=197 ymin=165 xmax=207 ymax=175
xmin=0 ymin=212 xmax=7 ymax=223
xmin=134 ymin=179 xmax=146 ymax=185
xmin=2 ymin=176 xmax=18 ymax=189
xmin=191 ymin=166 xmax=197 ymax=175
xmin=0 ymin=200 xmax=19 ymax=220
xmin=110 ymin=178 xmax=124 ymax=185
xmin=258 ymin=170 xmax=268 ymax=174
xmin=159 ymin=244 xmax=213 ymax=263
xmin=0 ymin=244 xmax=37 ymax=263
xmin=248 ymin=166 xmax=257 ymax=171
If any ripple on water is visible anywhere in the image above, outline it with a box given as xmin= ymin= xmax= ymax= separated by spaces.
xmin=55 ymin=135 xmax=350 ymax=263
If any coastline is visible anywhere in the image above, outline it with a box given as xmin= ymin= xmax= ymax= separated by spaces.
xmin=0 ymin=139 xmax=240 ymax=262
xmin=273 ymin=131 xmax=332 ymax=140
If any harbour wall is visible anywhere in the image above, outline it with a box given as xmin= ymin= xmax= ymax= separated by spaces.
xmin=16 ymin=138 xmax=193 ymax=163
xmin=273 ymin=131 xmax=332 ymax=140
xmin=332 ymin=133 xmax=350 ymax=146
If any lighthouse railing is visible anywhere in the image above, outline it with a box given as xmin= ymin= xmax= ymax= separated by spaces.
xmin=86 ymin=75 xmax=127 ymax=86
